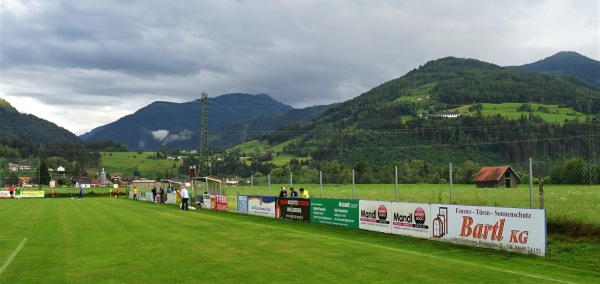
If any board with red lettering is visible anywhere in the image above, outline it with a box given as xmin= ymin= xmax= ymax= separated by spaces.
xmin=430 ymin=204 xmax=546 ymax=256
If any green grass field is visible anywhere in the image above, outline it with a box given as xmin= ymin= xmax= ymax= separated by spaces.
xmin=454 ymin=103 xmax=585 ymax=123
xmin=100 ymin=151 xmax=183 ymax=177
xmin=1 ymin=198 xmax=598 ymax=283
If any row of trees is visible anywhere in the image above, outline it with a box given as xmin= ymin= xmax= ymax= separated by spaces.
xmin=172 ymin=149 xmax=599 ymax=185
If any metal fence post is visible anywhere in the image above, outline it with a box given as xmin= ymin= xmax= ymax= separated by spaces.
xmin=449 ymin=163 xmax=453 ymax=204
xmin=268 ymin=174 xmax=271 ymax=196
xmin=529 ymin=157 xmax=533 ymax=208
xmin=236 ymin=176 xmax=239 ymax=195
xmin=352 ymin=169 xmax=355 ymax=199
xmin=290 ymin=172 xmax=293 ymax=188
xmin=251 ymin=175 xmax=254 ymax=195
xmin=395 ymin=166 xmax=398 ymax=202
xmin=319 ymin=171 xmax=323 ymax=198
xmin=538 ymin=176 xmax=544 ymax=209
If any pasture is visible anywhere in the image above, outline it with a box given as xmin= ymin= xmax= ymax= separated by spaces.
xmin=100 ymin=151 xmax=183 ymax=177
xmin=0 ymin=198 xmax=598 ymax=283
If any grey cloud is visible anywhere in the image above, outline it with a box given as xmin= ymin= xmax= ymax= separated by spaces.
xmin=1 ymin=0 xmax=598 ymax=134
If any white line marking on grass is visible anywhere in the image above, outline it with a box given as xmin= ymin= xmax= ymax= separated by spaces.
xmin=0 ymin=238 xmax=27 ymax=276
xmin=200 ymin=213 xmax=574 ymax=284
xmin=431 ymin=249 xmax=462 ymax=254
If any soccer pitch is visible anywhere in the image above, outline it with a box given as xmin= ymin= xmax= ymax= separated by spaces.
xmin=0 ymin=198 xmax=598 ymax=283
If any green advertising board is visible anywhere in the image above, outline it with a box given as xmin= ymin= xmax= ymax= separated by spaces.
xmin=310 ymin=198 xmax=359 ymax=229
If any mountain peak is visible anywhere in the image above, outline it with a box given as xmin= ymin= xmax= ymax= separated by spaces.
xmin=508 ymin=51 xmax=600 ymax=87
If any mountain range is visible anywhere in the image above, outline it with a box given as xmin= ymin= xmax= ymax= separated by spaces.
xmin=1 ymin=51 xmax=599 ymax=160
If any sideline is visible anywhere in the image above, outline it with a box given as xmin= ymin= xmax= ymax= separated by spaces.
xmin=196 ymin=211 xmax=574 ymax=284
xmin=0 ymin=238 xmax=27 ymax=276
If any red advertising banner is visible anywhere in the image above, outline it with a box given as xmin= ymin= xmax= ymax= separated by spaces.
xmin=212 ymin=194 xmax=228 ymax=211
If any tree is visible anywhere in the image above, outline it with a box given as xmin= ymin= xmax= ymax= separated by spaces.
xmin=39 ymin=161 xmax=50 ymax=186
xmin=7 ymin=172 xmax=19 ymax=186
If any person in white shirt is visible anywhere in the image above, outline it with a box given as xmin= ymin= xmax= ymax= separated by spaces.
xmin=180 ymin=187 xmax=189 ymax=211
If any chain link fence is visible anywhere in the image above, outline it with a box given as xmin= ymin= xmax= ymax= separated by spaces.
xmin=219 ymin=158 xmax=599 ymax=225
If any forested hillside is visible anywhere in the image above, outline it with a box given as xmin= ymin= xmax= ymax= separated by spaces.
xmin=81 ymin=93 xmax=295 ymax=150
xmin=0 ymin=98 xmax=82 ymax=145
xmin=508 ymin=51 xmax=600 ymax=88
xmin=260 ymin=57 xmax=600 ymax=166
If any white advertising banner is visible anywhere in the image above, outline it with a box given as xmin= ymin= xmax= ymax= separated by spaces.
xmin=391 ymin=202 xmax=431 ymax=239
xmin=203 ymin=194 xmax=212 ymax=209
xmin=359 ymin=200 xmax=392 ymax=233
xmin=247 ymin=196 xmax=277 ymax=218
xmin=0 ymin=191 xmax=10 ymax=198
xmin=431 ymin=204 xmax=546 ymax=256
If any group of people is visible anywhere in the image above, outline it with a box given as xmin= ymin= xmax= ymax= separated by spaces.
xmin=150 ymin=186 xmax=175 ymax=204
xmin=7 ymin=184 xmax=21 ymax=198
xmin=279 ymin=186 xmax=309 ymax=198
xmin=131 ymin=185 xmax=189 ymax=210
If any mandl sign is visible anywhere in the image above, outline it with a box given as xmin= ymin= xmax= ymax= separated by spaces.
xmin=359 ymin=200 xmax=392 ymax=233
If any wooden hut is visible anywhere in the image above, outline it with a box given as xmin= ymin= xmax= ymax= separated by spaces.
xmin=473 ymin=166 xmax=521 ymax=188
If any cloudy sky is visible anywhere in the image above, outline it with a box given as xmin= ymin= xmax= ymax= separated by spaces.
xmin=1 ymin=0 xmax=598 ymax=135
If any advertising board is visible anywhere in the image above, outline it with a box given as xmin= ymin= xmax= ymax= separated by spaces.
xmin=359 ymin=200 xmax=392 ymax=233
xmin=390 ymin=202 xmax=431 ymax=239
xmin=20 ymin=191 xmax=45 ymax=198
xmin=227 ymin=195 xmax=238 ymax=213
xmin=247 ymin=196 xmax=277 ymax=218
xmin=310 ymin=198 xmax=359 ymax=229
xmin=431 ymin=204 xmax=546 ymax=256
xmin=0 ymin=191 xmax=10 ymax=198
xmin=212 ymin=194 xmax=228 ymax=211
xmin=278 ymin=198 xmax=310 ymax=221
xmin=237 ymin=195 xmax=248 ymax=214
xmin=203 ymin=194 xmax=211 ymax=209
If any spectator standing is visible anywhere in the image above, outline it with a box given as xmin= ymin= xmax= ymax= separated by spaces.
xmin=180 ymin=187 xmax=189 ymax=211
xmin=159 ymin=187 xmax=165 ymax=203
xmin=115 ymin=187 xmax=120 ymax=198
xmin=151 ymin=186 xmax=157 ymax=203
xmin=133 ymin=187 xmax=139 ymax=200
xmin=299 ymin=188 xmax=310 ymax=198
xmin=279 ymin=187 xmax=287 ymax=198
xmin=78 ymin=186 xmax=84 ymax=200
xmin=290 ymin=187 xmax=298 ymax=197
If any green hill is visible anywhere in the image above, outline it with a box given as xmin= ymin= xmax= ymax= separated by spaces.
xmin=258 ymin=57 xmax=600 ymax=166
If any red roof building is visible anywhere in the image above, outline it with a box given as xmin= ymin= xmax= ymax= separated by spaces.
xmin=473 ymin=166 xmax=521 ymax=188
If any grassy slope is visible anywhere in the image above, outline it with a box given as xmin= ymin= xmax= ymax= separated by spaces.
xmin=455 ymin=103 xmax=586 ymax=123
xmin=100 ymin=151 xmax=183 ymax=176
xmin=1 ymin=198 xmax=598 ymax=283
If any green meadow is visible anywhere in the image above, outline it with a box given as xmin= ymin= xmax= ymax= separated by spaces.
xmin=455 ymin=103 xmax=585 ymax=123
xmin=1 ymin=198 xmax=599 ymax=283
xmin=100 ymin=151 xmax=184 ymax=177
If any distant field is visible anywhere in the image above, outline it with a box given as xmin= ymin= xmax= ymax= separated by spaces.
xmin=455 ymin=103 xmax=585 ymax=123
xmin=100 ymin=151 xmax=183 ymax=176
xmin=232 ymin=139 xmax=311 ymax=166
xmin=394 ymin=82 xmax=437 ymax=102
xmin=1 ymin=198 xmax=598 ymax=283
